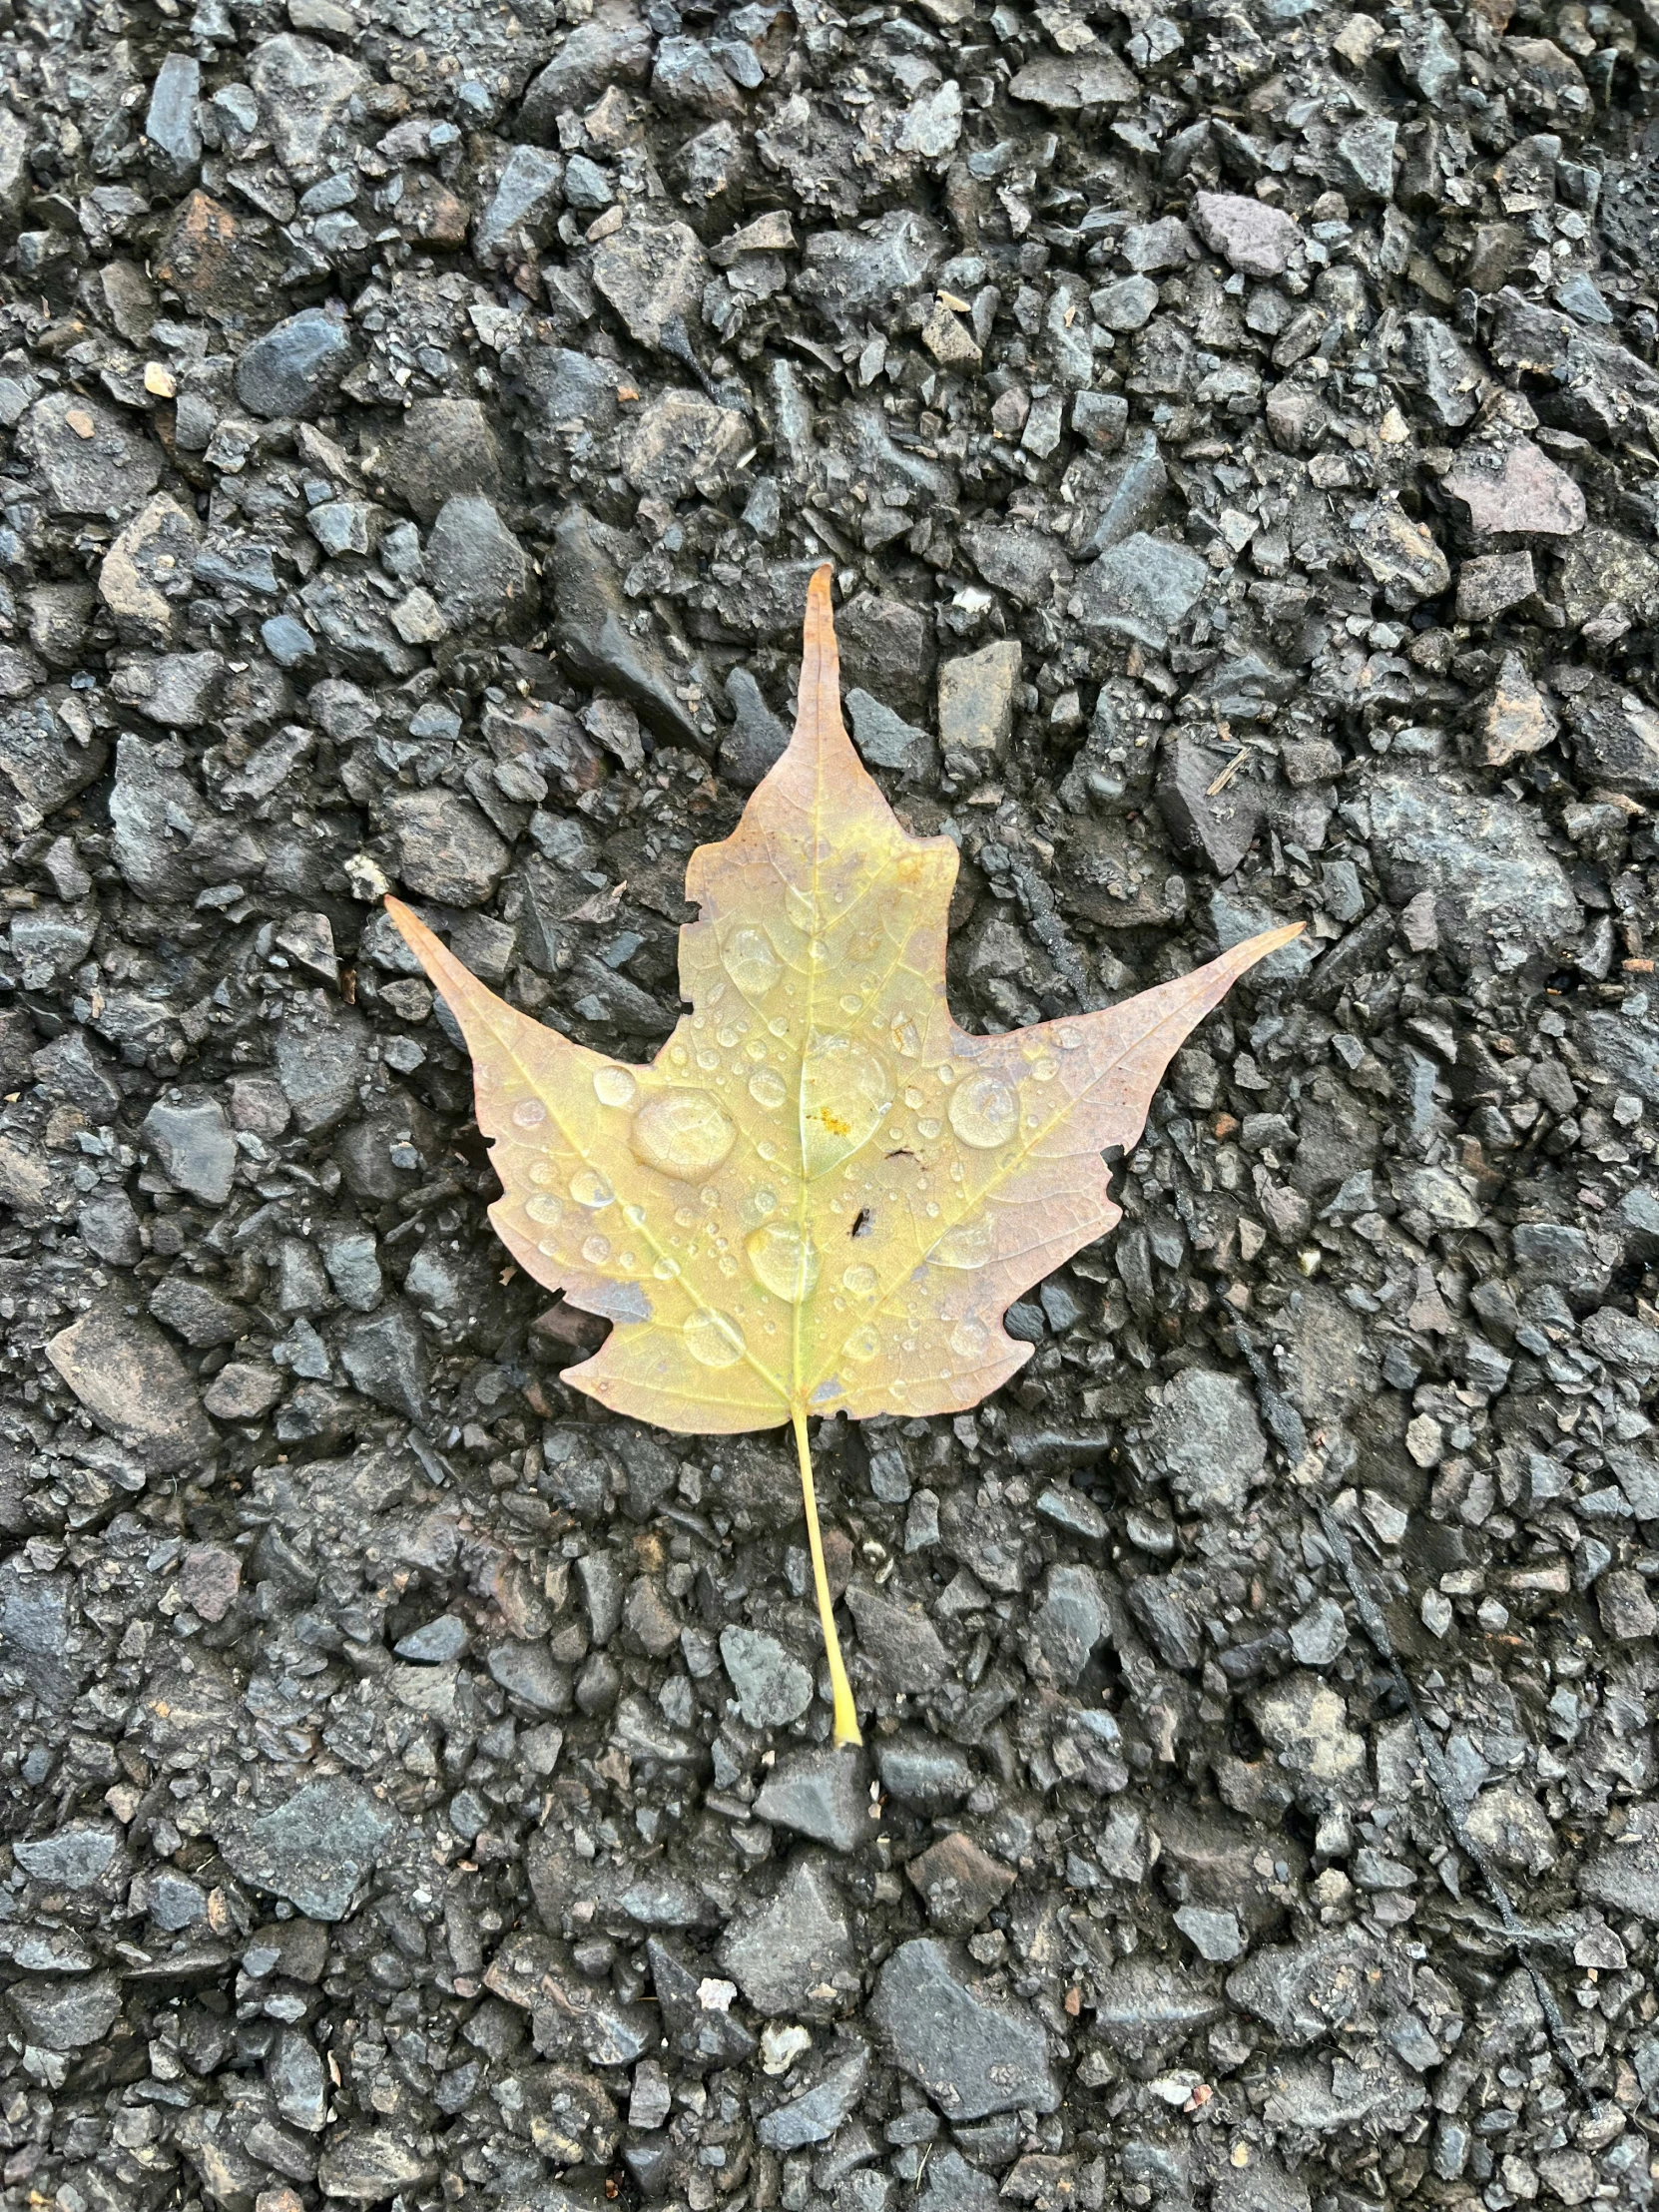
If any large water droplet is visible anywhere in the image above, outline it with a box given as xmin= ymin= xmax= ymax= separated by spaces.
xmin=933 ymin=1218 xmax=992 ymax=1269
xmin=749 ymin=1067 xmax=787 ymax=1111
xmin=948 ymin=1073 xmax=1019 ymax=1150
xmin=593 ymin=1065 xmax=638 ymax=1108
xmin=529 ymin=1159 xmax=560 ymax=1188
xmin=747 ymin=1224 xmax=820 ymax=1303
xmin=512 ymin=1097 xmax=547 ymax=1129
xmin=631 ymin=1089 xmax=737 ymax=1179
xmin=569 ymin=1168 xmax=613 ymax=1209
xmin=582 ymin=1233 xmax=611 ymax=1265
xmin=1026 ymin=1050 xmax=1058 ymax=1083
xmin=653 ymin=1256 xmax=680 ymax=1279
xmin=802 ymin=1034 xmax=890 ymax=1177
xmin=844 ymin=1326 xmax=881 ymax=1364
xmin=890 ymin=1015 xmax=920 ymax=1058
xmin=784 ymin=884 xmax=815 ymax=931
xmin=526 ymin=1194 xmax=563 ymax=1227
xmin=842 ymin=1263 xmax=877 ymax=1298
xmin=949 ymin=1317 xmax=990 ymax=1360
xmin=684 ymin=1309 xmax=746 ymax=1368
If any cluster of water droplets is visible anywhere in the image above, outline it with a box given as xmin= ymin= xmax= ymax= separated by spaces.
xmin=485 ymin=832 xmax=1096 ymax=1392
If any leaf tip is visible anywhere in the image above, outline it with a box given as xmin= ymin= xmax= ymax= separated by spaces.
xmin=1255 ymin=920 xmax=1306 ymax=955
xmin=382 ymin=893 xmax=423 ymax=952
xmin=802 ymin=561 xmax=838 ymax=679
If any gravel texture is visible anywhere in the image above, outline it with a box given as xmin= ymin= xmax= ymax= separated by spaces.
xmin=1 ymin=0 xmax=1659 ymax=2210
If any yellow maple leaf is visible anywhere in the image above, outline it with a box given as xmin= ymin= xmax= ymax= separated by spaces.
xmin=386 ymin=569 xmax=1299 ymax=1744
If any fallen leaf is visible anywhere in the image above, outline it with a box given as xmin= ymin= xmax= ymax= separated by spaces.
xmin=387 ymin=568 xmax=1298 ymax=1742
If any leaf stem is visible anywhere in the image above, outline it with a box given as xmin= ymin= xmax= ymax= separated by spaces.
xmin=792 ymin=1408 xmax=862 ymax=1749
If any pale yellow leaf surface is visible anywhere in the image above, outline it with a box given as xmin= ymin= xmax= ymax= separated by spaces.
xmin=386 ymin=569 xmax=1300 ymax=1438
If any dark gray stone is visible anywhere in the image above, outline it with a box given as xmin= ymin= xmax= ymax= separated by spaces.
xmin=754 ymin=1746 xmax=871 ymax=1853
xmin=141 ymin=1094 xmax=236 ymax=1206
xmin=797 ymin=212 xmax=944 ymax=334
xmin=847 ymin=688 xmax=936 ymax=779
xmin=648 ymin=1936 xmax=760 ymax=2066
xmin=1367 ymin=773 xmax=1578 ymax=967
xmin=7 ymin=1973 xmax=122 ymax=2050
xmin=720 ymin=1855 xmax=855 ymax=2019
xmin=720 ymin=1624 xmax=814 ymax=1728
xmin=721 ymin=667 xmax=790 ymax=789
xmin=549 ymin=507 xmax=704 ymax=750
xmin=339 ymin=1306 xmax=429 ymax=1421
xmin=869 ymin=1938 xmax=1060 ymax=2118
xmin=1151 ymin=1368 xmax=1268 ymax=1515
xmin=146 ymin=52 xmax=202 ymax=178
xmin=1157 ymin=734 xmax=1265 ymax=877
xmin=1227 ymin=1930 xmax=1399 ymax=2043
xmin=45 ymin=1306 xmax=215 ymax=1472
xmin=23 ymin=395 xmax=161 ymax=517
xmin=274 ymin=1003 xmax=367 ymax=1133
xmin=425 ymin=495 xmax=534 ymax=633
xmin=757 ymin=2045 xmax=870 ymax=2151
xmin=383 ymin=788 xmax=511 ymax=907
xmin=474 ymin=144 xmax=564 ymax=260
xmin=1071 ymin=531 xmax=1211 ymax=648
xmin=14 ymin=1823 xmax=120 ymax=1888
xmin=1029 ymin=1563 xmax=1107 ymax=1687
xmin=235 ymin=307 xmax=353 ymax=419
xmin=217 ymin=1779 xmax=398 ymax=1921
xmin=519 ymin=0 xmax=653 ymax=136
xmin=363 ymin=396 xmax=506 ymax=524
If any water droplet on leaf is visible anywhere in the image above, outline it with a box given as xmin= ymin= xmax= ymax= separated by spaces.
xmin=802 ymin=1033 xmax=890 ymax=1176
xmin=684 ymin=1309 xmax=746 ymax=1368
xmin=582 ymin=1234 xmax=611 ymax=1264
xmin=933 ymin=1218 xmax=992 ymax=1269
xmin=569 ymin=1168 xmax=613 ymax=1209
xmin=512 ymin=1098 xmax=547 ymax=1128
xmin=949 ymin=1317 xmax=989 ymax=1359
xmin=526 ymin=1194 xmax=563 ymax=1227
xmin=948 ymin=1074 xmax=1018 ymax=1150
xmin=747 ymin=1224 xmax=820 ymax=1303
xmin=631 ymin=1090 xmax=737 ymax=1179
xmin=594 ymin=1066 xmax=638 ymax=1107
xmin=842 ymin=1263 xmax=877 ymax=1297
xmin=749 ymin=1067 xmax=787 ymax=1110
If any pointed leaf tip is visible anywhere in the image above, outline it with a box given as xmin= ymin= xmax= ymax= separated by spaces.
xmin=799 ymin=563 xmax=839 ymax=714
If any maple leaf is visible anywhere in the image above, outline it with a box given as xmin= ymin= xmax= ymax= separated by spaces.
xmin=386 ymin=568 xmax=1299 ymax=1744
